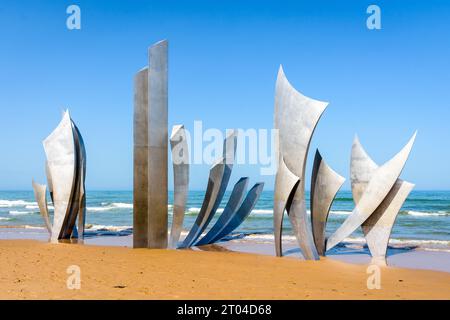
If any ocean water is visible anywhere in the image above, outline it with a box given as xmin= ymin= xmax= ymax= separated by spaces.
xmin=0 ymin=190 xmax=449 ymax=251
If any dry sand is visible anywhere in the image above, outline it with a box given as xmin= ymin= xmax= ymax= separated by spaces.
xmin=0 ymin=239 xmax=449 ymax=300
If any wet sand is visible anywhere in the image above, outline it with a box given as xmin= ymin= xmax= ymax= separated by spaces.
xmin=0 ymin=239 xmax=450 ymax=299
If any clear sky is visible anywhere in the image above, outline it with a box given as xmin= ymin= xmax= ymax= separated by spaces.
xmin=0 ymin=0 xmax=449 ymax=190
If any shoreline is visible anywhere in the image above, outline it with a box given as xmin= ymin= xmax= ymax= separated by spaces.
xmin=0 ymin=239 xmax=449 ymax=299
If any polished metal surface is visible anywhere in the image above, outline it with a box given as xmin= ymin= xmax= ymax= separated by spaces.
xmin=274 ymin=66 xmax=328 ymax=260
xmin=147 ymin=40 xmax=169 ymax=249
xmin=363 ymin=180 xmax=414 ymax=265
xmin=32 ymin=180 xmax=52 ymax=234
xmin=35 ymin=111 xmax=86 ymax=243
xmin=62 ymin=121 xmax=86 ymax=239
xmin=179 ymin=158 xmax=226 ymax=248
xmin=205 ymin=182 xmax=265 ymax=244
xmin=179 ymin=130 xmax=237 ymax=248
xmin=133 ymin=40 xmax=169 ymax=249
xmin=72 ymin=122 xmax=87 ymax=239
xmin=310 ymin=150 xmax=345 ymax=256
xmin=350 ymin=136 xmax=415 ymax=264
xmin=196 ymin=177 xmax=249 ymax=246
xmin=169 ymin=124 xmax=190 ymax=248
xmin=326 ymin=132 xmax=417 ymax=251
xmin=133 ymin=67 xmax=149 ymax=248
xmin=274 ymin=156 xmax=300 ymax=257
xmin=43 ymin=111 xmax=76 ymax=243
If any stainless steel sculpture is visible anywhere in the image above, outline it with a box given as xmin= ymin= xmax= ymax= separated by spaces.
xmin=348 ymin=136 xmax=415 ymax=264
xmin=326 ymin=133 xmax=417 ymax=253
xmin=310 ymin=150 xmax=345 ymax=256
xmin=32 ymin=180 xmax=52 ymax=234
xmin=363 ymin=180 xmax=414 ymax=265
xmin=33 ymin=110 xmax=87 ymax=243
xmin=179 ymin=130 xmax=237 ymax=248
xmin=273 ymin=156 xmax=300 ymax=257
xmin=202 ymin=182 xmax=265 ymax=245
xmin=133 ymin=40 xmax=169 ymax=249
xmin=274 ymin=66 xmax=328 ymax=260
xmin=196 ymin=177 xmax=249 ymax=245
xmin=169 ymin=125 xmax=189 ymax=248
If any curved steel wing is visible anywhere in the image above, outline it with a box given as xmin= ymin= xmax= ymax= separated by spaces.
xmin=43 ymin=111 xmax=76 ymax=242
xmin=274 ymin=156 xmax=300 ymax=257
xmin=207 ymin=182 xmax=264 ymax=244
xmin=32 ymin=180 xmax=52 ymax=234
xmin=274 ymin=66 xmax=328 ymax=260
xmin=169 ymin=125 xmax=190 ymax=248
xmin=310 ymin=150 xmax=345 ymax=256
xmin=326 ymin=132 xmax=417 ymax=251
xmin=179 ymin=130 xmax=237 ymax=248
xmin=196 ymin=177 xmax=249 ymax=245
xmin=347 ymin=135 xmax=415 ymax=264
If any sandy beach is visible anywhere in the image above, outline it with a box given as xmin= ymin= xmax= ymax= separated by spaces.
xmin=1 ymin=239 xmax=449 ymax=300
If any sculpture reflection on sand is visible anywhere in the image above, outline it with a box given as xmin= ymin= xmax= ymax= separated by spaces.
xmin=32 ymin=110 xmax=86 ymax=243
xmin=273 ymin=65 xmax=416 ymax=263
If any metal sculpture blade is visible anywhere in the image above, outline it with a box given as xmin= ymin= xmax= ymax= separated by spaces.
xmin=32 ymin=180 xmax=52 ymax=234
xmin=169 ymin=124 xmax=190 ymax=248
xmin=205 ymin=182 xmax=264 ymax=245
xmin=274 ymin=156 xmax=300 ymax=257
xmin=362 ymin=180 xmax=414 ymax=265
xmin=43 ymin=111 xmax=76 ymax=243
xmin=72 ymin=122 xmax=86 ymax=239
xmin=196 ymin=177 xmax=249 ymax=246
xmin=179 ymin=130 xmax=237 ymax=248
xmin=349 ymin=135 xmax=415 ymax=264
xmin=326 ymin=132 xmax=417 ymax=251
xmin=179 ymin=158 xmax=226 ymax=248
xmin=62 ymin=121 xmax=86 ymax=240
xmin=310 ymin=150 xmax=345 ymax=256
xmin=274 ymin=66 xmax=328 ymax=260
xmin=34 ymin=111 xmax=87 ymax=243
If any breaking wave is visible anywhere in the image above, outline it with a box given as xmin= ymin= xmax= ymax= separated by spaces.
xmin=0 ymin=200 xmax=36 ymax=207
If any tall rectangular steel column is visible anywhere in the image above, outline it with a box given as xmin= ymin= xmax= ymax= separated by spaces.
xmin=133 ymin=67 xmax=149 ymax=248
xmin=133 ymin=40 xmax=168 ymax=249
xmin=147 ymin=40 xmax=168 ymax=248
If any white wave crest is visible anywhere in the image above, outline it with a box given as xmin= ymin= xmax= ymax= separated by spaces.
xmin=9 ymin=211 xmax=31 ymax=216
xmin=330 ymin=210 xmax=352 ymax=215
xmin=407 ymin=210 xmax=449 ymax=217
xmin=86 ymin=224 xmax=132 ymax=232
xmin=88 ymin=202 xmax=133 ymax=212
xmin=88 ymin=203 xmax=174 ymax=213
xmin=0 ymin=200 xmax=37 ymax=207
xmin=250 ymin=209 xmax=273 ymax=214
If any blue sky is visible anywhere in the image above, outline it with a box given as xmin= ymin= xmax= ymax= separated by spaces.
xmin=0 ymin=0 xmax=449 ymax=190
